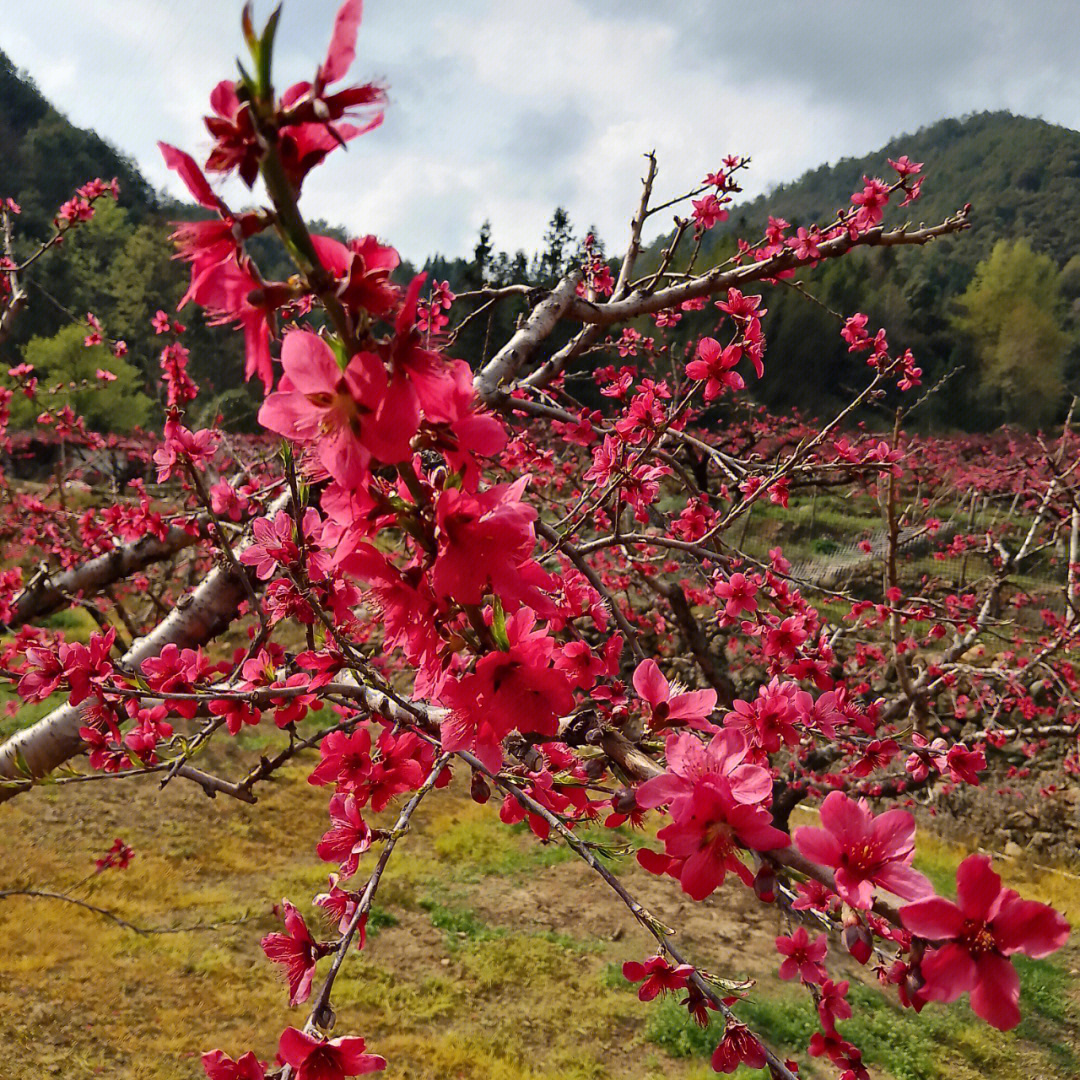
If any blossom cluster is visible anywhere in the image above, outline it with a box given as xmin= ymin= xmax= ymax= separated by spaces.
xmin=0 ymin=2 xmax=1070 ymax=1078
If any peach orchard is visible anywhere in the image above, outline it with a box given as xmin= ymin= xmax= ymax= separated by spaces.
xmin=0 ymin=3 xmax=1075 ymax=1078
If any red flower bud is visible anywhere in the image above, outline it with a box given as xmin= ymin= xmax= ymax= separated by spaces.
xmin=753 ymin=864 xmax=776 ymax=903
xmin=470 ymin=770 xmax=491 ymax=804
xmin=842 ymin=921 xmax=873 ymax=965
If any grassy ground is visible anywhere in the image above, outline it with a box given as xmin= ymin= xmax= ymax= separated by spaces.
xmin=1 ymin=488 xmax=1075 ymax=1077
xmin=2 ymin=751 xmax=1078 ymax=1080
xmin=739 ymin=491 xmax=1060 ymax=595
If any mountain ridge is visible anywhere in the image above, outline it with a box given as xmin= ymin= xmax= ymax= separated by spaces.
xmin=0 ymin=49 xmax=155 ymax=235
xmin=2 ymin=48 xmax=1077 ymax=430
xmin=692 ymin=110 xmax=1080 ymax=272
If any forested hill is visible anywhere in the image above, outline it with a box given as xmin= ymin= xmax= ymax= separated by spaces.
xmin=635 ymin=112 xmax=1080 ymax=430
xmin=1 ymin=44 xmax=1078 ymax=433
xmin=715 ymin=111 xmax=1080 ymax=269
xmin=0 ymin=50 xmax=155 ymax=233
xmin=0 ymin=50 xmax=357 ymax=433
xmin=0 ymin=49 xmax=270 ymax=430
xmin=424 ymin=112 xmax=1080 ymax=430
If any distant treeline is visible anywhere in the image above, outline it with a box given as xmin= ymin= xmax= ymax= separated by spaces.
xmin=2 ymin=46 xmax=1078 ymax=434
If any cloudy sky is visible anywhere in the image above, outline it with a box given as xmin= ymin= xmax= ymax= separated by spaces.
xmin=3 ymin=1 xmax=1079 ymax=262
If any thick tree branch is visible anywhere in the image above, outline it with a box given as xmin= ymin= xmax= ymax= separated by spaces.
xmin=562 ymin=211 xmax=971 ymax=327
xmin=3 ymin=522 xmax=204 ymax=631
xmin=0 ymin=492 xmax=290 ymax=801
xmin=474 ymin=272 xmax=582 ymax=404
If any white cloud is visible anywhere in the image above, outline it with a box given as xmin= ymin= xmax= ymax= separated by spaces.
xmin=2 ymin=1 xmax=1078 ymax=262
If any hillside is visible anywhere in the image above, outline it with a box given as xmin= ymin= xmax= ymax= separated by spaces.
xmin=423 ymin=112 xmax=1080 ymax=430
xmin=639 ymin=112 xmax=1080 ymax=429
xmin=1 ymin=49 xmax=1077 ymax=431
xmin=0 ymin=50 xmax=155 ymax=235
xmin=0 ymin=49 xmax=269 ymax=427
xmin=722 ymin=112 xmax=1080 ymax=269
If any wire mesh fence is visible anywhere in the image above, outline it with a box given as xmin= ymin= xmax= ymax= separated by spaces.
xmin=734 ymin=493 xmax=1071 ymax=611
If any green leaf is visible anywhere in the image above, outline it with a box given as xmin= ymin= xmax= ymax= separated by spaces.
xmin=490 ymin=597 xmax=510 ymax=651
xmin=327 ymin=336 xmax=350 ymax=372
xmin=256 ymin=4 xmax=282 ymax=102
xmin=235 ymin=59 xmax=256 ymax=98
xmin=13 ymin=747 xmax=33 ymax=779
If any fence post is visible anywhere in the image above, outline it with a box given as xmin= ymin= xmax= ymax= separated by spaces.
xmin=959 ymin=489 xmax=979 ymax=589
xmin=1067 ymin=505 xmax=1078 ymax=625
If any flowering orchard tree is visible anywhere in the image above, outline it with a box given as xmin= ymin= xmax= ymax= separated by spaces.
xmin=0 ymin=2 xmax=1076 ymax=1077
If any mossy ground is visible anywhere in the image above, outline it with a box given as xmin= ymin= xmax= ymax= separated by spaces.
xmin=2 ymin=749 xmax=1079 ymax=1080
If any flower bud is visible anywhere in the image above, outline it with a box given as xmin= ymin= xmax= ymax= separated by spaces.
xmin=582 ymin=755 xmax=607 ymax=779
xmin=842 ymin=920 xmax=873 ymax=965
xmin=470 ymin=770 xmax=491 ymax=804
xmin=752 ymin=864 xmax=776 ymax=903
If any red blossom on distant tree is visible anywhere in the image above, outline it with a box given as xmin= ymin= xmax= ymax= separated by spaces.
xmin=95 ymin=837 xmax=134 ymax=872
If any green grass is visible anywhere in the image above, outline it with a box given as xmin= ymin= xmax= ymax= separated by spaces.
xmin=428 ymin=803 xmax=644 ymax=881
xmin=430 ymin=810 xmax=571 ymax=878
xmin=1015 ymin=954 xmax=1071 ymax=1023
xmin=911 ymin=846 xmax=961 ymax=898
xmin=421 ymin=898 xmax=503 ymax=944
xmin=40 ymin=606 xmax=100 ymax=637
xmin=601 ymin=961 xmax=632 ymax=990
xmin=643 ymin=954 xmax=1079 ymax=1080
xmin=366 ymin=905 xmax=399 ymax=936
xmin=3 ymin=711 xmax=1078 ymax=1080
xmin=421 ymin=896 xmax=607 ymax=957
xmin=645 ymin=997 xmax=724 ymax=1059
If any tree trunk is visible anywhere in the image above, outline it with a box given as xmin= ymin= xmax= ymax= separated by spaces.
xmin=0 ymin=493 xmax=288 ymax=801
